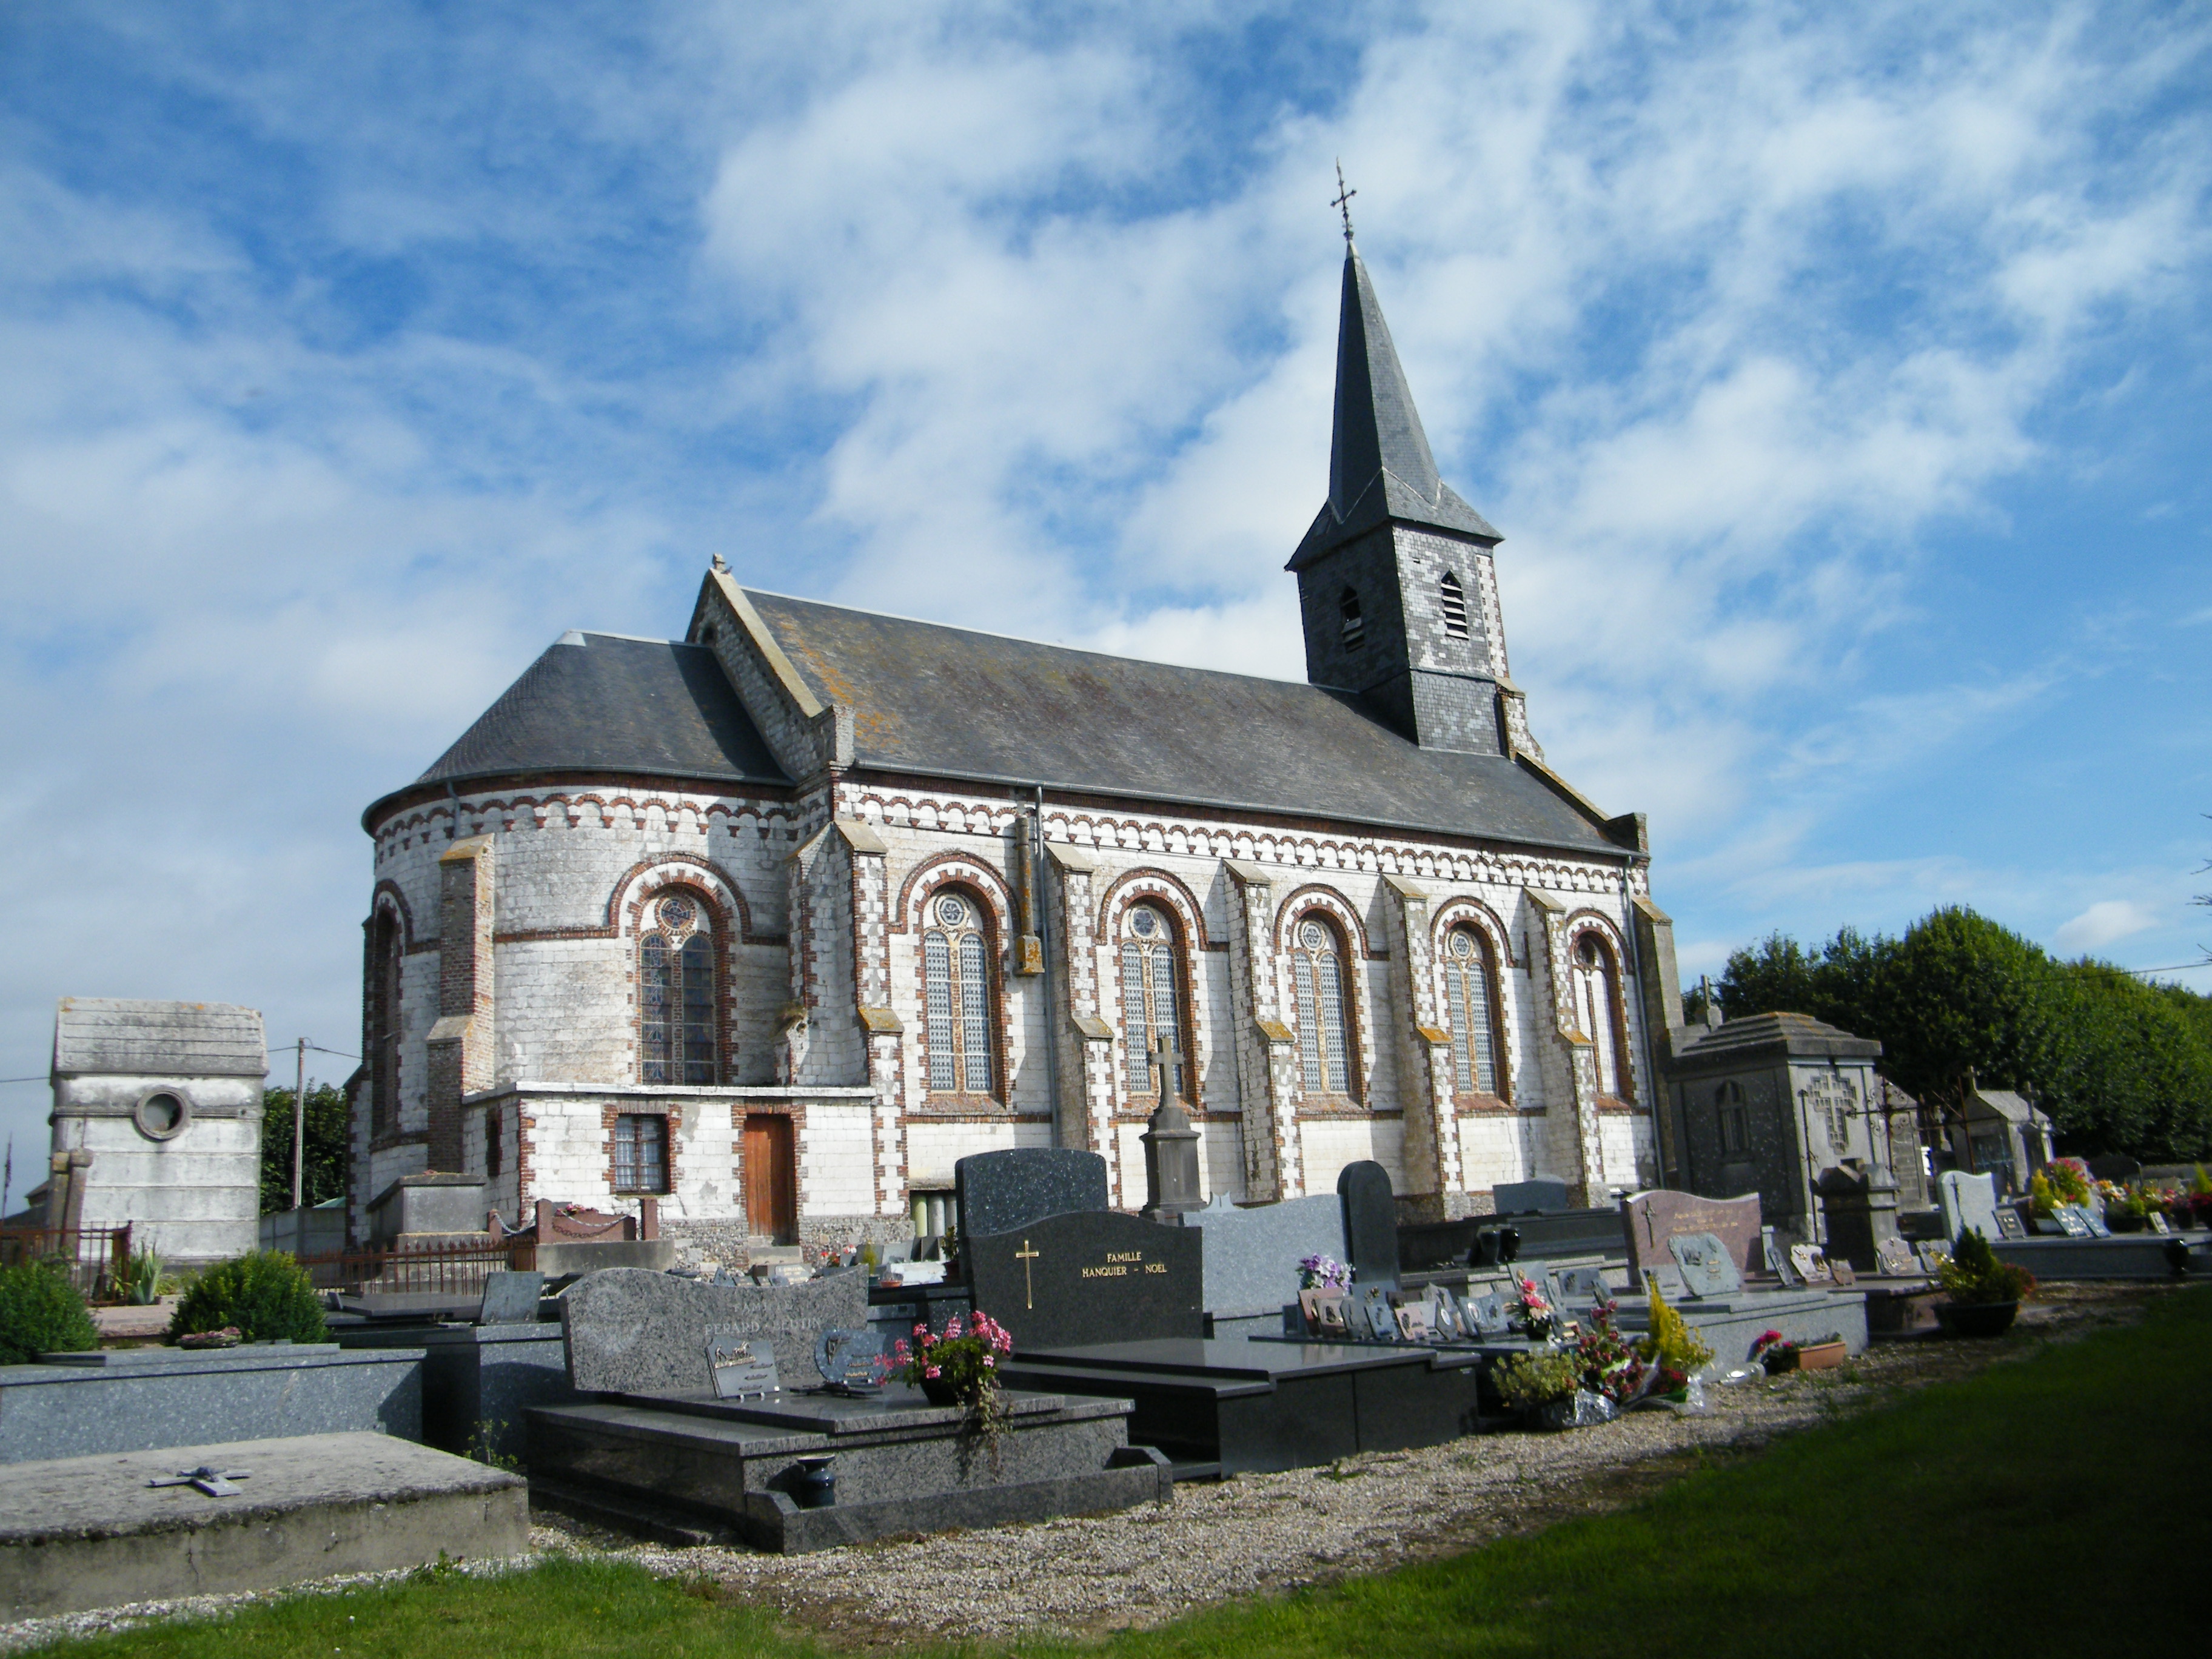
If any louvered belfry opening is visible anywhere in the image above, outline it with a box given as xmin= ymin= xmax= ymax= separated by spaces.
xmin=1440 ymin=570 xmax=1470 ymax=638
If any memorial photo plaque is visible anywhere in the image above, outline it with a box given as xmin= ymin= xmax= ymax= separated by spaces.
xmin=1788 ymin=1242 xmax=1833 ymax=1284
xmin=1876 ymin=1237 xmax=1920 ymax=1276
xmin=1994 ymin=1207 xmax=2029 ymax=1241
xmin=706 ymin=1338 xmax=781 ymax=1400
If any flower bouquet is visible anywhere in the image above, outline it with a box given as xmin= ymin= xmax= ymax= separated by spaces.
xmin=1751 ymin=1329 xmax=1798 ymax=1374
xmin=1511 ymin=1275 xmax=1561 ymax=1341
xmin=1572 ymin=1298 xmax=1647 ymax=1404
xmin=1298 ymin=1253 xmax=1349 ymax=1291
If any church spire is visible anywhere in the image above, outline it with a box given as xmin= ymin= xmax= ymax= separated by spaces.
xmin=1288 ymin=241 xmax=1498 ymax=572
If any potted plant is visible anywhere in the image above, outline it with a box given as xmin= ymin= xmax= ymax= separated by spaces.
xmin=1492 ymin=1349 xmax=1584 ymax=1429
xmin=894 ymin=1310 xmax=1012 ymax=1409
xmin=1795 ymin=1332 xmax=1849 ymax=1370
xmin=1636 ymin=1284 xmax=1714 ymax=1399
xmin=1510 ymin=1275 xmax=1561 ymax=1341
xmin=1751 ymin=1330 xmax=1799 ymax=1373
xmin=1934 ymin=1229 xmax=2035 ymax=1337
xmin=2103 ymin=1187 xmax=2151 ymax=1234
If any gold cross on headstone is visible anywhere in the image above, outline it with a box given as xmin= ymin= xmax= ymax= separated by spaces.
xmin=1014 ymin=1238 xmax=1039 ymax=1309
xmin=1147 ymin=1031 xmax=1186 ymax=1108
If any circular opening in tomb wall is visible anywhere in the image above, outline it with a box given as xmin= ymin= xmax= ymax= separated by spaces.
xmin=133 ymin=1090 xmax=191 ymax=1141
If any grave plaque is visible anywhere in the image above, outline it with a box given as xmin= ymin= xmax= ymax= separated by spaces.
xmin=706 ymin=1338 xmax=781 ymax=1400
xmin=1468 ymin=1291 xmax=1512 ymax=1336
xmin=1552 ymin=1262 xmax=1611 ymax=1307
xmin=1875 ymin=1237 xmax=1920 ymax=1277
xmin=1669 ymin=1232 xmax=1743 ymax=1298
xmin=1427 ymin=1287 xmax=1465 ymax=1339
xmin=1393 ymin=1302 xmax=1432 ymax=1341
xmin=1788 ymin=1242 xmax=1832 ymax=1284
xmin=1492 ymin=1177 xmax=1574 ymax=1216
xmin=1624 ymin=1191 xmax=1761 ymax=1281
xmin=478 ymin=1270 xmax=545 ymax=1326
xmin=2151 ymin=1213 xmax=2173 ymax=1236
xmin=813 ymin=1327 xmax=889 ymax=1393
xmin=1937 ymin=1170 xmax=2001 ymax=1242
xmin=963 ymin=1209 xmax=1201 ymax=1352
xmin=2053 ymin=1205 xmax=2093 ymax=1238
xmin=1994 ymin=1207 xmax=2029 ymax=1241
xmin=1763 ymin=1229 xmax=1802 ymax=1287
xmin=2079 ymin=1205 xmax=2113 ymax=1238
xmin=1917 ymin=1242 xmax=1951 ymax=1275
xmin=1337 ymin=1161 xmax=1401 ymax=1288
xmin=1301 ymin=1287 xmax=1350 ymax=1338
xmin=1641 ymin=1263 xmax=1690 ymax=1301
xmin=954 ymin=1148 xmax=1109 ymax=1242
xmin=564 ymin=1267 xmax=866 ymax=1394
xmin=1828 ymin=1259 xmax=1858 ymax=1287
xmin=1355 ymin=1282 xmax=1398 ymax=1341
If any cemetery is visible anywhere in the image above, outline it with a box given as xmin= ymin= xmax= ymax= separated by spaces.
xmin=5 ymin=1007 xmax=2210 ymax=1628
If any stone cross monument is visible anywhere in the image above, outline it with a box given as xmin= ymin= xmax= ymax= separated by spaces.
xmin=1139 ymin=1033 xmax=1202 ymax=1224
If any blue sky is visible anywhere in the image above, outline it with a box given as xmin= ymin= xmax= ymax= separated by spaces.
xmin=3 ymin=2 xmax=2208 ymax=1178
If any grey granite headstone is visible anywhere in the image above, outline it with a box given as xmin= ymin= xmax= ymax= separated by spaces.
xmin=1188 ymin=1192 xmax=1346 ymax=1315
xmin=1669 ymin=1232 xmax=1743 ymax=1297
xmin=954 ymin=1148 xmax=1109 ymax=1241
xmin=1937 ymin=1170 xmax=2001 ymax=1242
xmin=1492 ymin=1178 xmax=1574 ymax=1216
xmin=963 ymin=1210 xmax=1201 ymax=1352
xmin=478 ymin=1271 xmax=545 ymax=1326
xmin=561 ymin=1267 xmax=866 ymax=1395
xmin=1337 ymin=1161 xmax=1400 ymax=1288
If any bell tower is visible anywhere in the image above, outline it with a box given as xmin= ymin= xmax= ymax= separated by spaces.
xmin=1289 ymin=237 xmax=1512 ymax=754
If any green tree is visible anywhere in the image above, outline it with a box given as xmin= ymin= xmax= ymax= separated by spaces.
xmin=1716 ymin=932 xmax=1823 ymax=1022
xmin=2049 ymin=965 xmax=2212 ymax=1160
xmin=1861 ymin=907 xmax=2073 ymax=1112
xmin=259 ymin=1082 xmax=349 ymax=1216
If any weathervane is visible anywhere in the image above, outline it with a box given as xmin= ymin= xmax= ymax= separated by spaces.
xmin=1332 ymin=159 xmax=1357 ymax=244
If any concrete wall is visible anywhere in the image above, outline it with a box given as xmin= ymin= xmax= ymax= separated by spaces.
xmin=50 ymin=1073 xmax=261 ymax=1263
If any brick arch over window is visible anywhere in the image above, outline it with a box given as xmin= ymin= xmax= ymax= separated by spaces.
xmin=1275 ymin=888 xmax=1371 ymax=1107
xmin=891 ymin=851 xmax=1017 ymax=939
xmin=1096 ymin=869 xmax=1207 ymax=1109
xmin=369 ymin=880 xmax=418 ymax=951
xmin=608 ymin=853 xmax=753 ymax=942
xmin=1563 ymin=911 xmax=1635 ymax=1104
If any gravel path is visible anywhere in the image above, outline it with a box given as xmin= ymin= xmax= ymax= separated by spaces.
xmin=2 ymin=1285 xmax=2162 ymax=1654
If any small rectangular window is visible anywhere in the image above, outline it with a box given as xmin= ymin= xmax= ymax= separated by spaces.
xmin=614 ymin=1113 xmax=670 ymax=1193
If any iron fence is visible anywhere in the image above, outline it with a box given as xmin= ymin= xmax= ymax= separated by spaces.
xmin=0 ymin=1224 xmax=133 ymax=1302
xmin=289 ymin=1236 xmax=537 ymax=1298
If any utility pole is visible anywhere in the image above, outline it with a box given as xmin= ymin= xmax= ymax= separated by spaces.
xmin=292 ymin=1039 xmax=309 ymax=1258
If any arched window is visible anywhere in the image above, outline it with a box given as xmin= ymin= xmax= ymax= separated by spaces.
xmin=1716 ymin=1081 xmax=1748 ymax=1155
xmin=1570 ymin=933 xmax=1630 ymax=1101
xmin=1442 ymin=925 xmax=1503 ymax=1098
xmin=1119 ymin=903 xmax=1193 ymax=1101
xmin=1289 ymin=915 xmax=1356 ymax=1098
xmin=1338 ymin=588 xmax=1364 ymax=650
xmin=640 ymin=893 xmax=716 ymax=1085
xmin=371 ymin=910 xmax=403 ymax=1133
xmin=1440 ymin=570 xmax=1470 ymax=638
xmin=923 ymin=890 xmax=995 ymax=1097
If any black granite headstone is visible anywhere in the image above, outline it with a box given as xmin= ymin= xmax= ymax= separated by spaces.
xmin=963 ymin=1209 xmax=1201 ymax=1352
xmin=1337 ymin=1161 xmax=1400 ymax=1289
xmin=478 ymin=1270 xmax=545 ymax=1325
xmin=954 ymin=1148 xmax=1110 ymax=1242
xmin=1492 ymin=1178 xmax=1574 ymax=1216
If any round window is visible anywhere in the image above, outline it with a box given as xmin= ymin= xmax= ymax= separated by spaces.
xmin=934 ymin=894 xmax=969 ymax=928
xmin=1300 ymin=920 xmax=1328 ymax=951
xmin=1449 ymin=930 xmax=1475 ymax=960
xmin=1129 ymin=907 xmax=1159 ymax=939
xmin=659 ymin=896 xmax=696 ymax=932
xmin=133 ymin=1090 xmax=190 ymax=1142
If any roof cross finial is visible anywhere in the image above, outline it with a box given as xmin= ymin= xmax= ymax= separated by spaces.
xmin=1332 ymin=159 xmax=1357 ymax=245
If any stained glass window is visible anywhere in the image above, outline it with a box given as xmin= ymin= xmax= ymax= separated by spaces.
xmin=640 ymin=894 xmax=716 ymax=1085
xmin=1571 ymin=934 xmax=1629 ymax=1101
xmin=1120 ymin=904 xmax=1191 ymax=1099
xmin=923 ymin=890 xmax=994 ymax=1096
xmin=1443 ymin=926 xmax=1500 ymax=1096
xmin=1290 ymin=917 xmax=1355 ymax=1096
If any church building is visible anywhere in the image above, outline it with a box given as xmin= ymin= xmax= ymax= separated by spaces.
xmin=351 ymin=238 xmax=1687 ymax=1259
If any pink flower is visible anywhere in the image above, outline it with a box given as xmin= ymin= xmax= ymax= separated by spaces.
xmin=982 ymin=1355 xmax=995 ymax=1368
xmin=925 ymin=1365 xmax=940 ymax=1379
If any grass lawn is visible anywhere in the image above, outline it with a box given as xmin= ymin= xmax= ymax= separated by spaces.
xmin=21 ymin=1286 xmax=2212 ymax=1659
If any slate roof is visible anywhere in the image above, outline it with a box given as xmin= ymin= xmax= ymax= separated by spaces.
xmin=383 ymin=632 xmax=789 ymax=817
xmin=53 ymin=998 xmax=267 ymax=1078
xmin=1289 ymin=246 xmax=1500 ymax=571
xmin=743 ymin=590 xmax=1623 ymax=856
xmin=1968 ymin=1088 xmax=2048 ymax=1126
xmin=1669 ymin=1012 xmax=1883 ymax=1064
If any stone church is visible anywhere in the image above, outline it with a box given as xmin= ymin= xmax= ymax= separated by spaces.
xmin=350 ymin=239 xmax=1687 ymax=1259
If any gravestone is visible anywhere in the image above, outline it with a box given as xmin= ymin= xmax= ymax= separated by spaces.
xmin=963 ymin=1210 xmax=1202 ymax=1352
xmin=1875 ymin=1236 xmax=1920 ymax=1276
xmin=1337 ymin=1161 xmax=1401 ymax=1287
xmin=1623 ymin=1190 xmax=1761 ymax=1280
xmin=1668 ymin=1232 xmax=1743 ymax=1298
xmin=1816 ymin=1163 xmax=1904 ymax=1274
xmin=561 ymin=1267 xmax=866 ymax=1394
xmin=1491 ymin=1178 xmax=1575 ymax=1215
xmin=954 ymin=1148 xmax=1110 ymax=1242
xmin=477 ymin=1271 xmax=545 ymax=1326
xmin=1187 ymin=1192 xmax=1346 ymax=1315
xmin=1138 ymin=1033 xmax=1204 ymax=1223
xmin=1936 ymin=1170 xmax=2001 ymax=1242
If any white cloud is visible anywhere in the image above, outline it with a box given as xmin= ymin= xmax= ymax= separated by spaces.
xmin=2055 ymin=899 xmax=2162 ymax=954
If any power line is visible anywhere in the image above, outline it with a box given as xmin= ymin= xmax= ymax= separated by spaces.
xmin=0 ymin=1076 xmax=45 ymax=1085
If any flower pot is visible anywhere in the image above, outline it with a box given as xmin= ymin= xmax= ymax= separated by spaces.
xmin=2105 ymin=1212 xmax=2147 ymax=1234
xmin=920 ymin=1376 xmax=964 ymax=1408
xmin=1527 ymin=1396 xmax=1580 ymax=1431
xmin=1936 ymin=1301 xmax=2018 ymax=1339
xmin=1796 ymin=1340 xmax=1849 ymax=1371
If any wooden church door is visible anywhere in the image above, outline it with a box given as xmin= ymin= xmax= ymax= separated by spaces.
xmin=742 ymin=1113 xmax=796 ymax=1244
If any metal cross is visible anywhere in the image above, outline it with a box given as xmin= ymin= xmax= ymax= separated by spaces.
xmin=1147 ymin=1031 xmax=1185 ymax=1107
xmin=1014 ymin=1238 xmax=1040 ymax=1309
xmin=1332 ymin=160 xmax=1357 ymax=243
xmin=149 ymin=1466 xmax=252 ymax=1497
